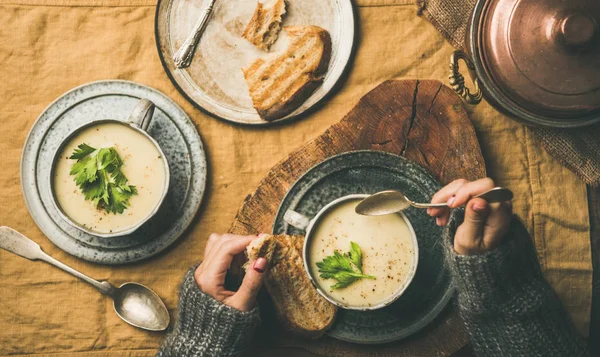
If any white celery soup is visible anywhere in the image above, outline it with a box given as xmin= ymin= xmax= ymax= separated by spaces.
xmin=308 ymin=198 xmax=416 ymax=308
xmin=53 ymin=123 xmax=166 ymax=234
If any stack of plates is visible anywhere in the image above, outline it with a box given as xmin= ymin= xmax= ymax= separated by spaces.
xmin=21 ymin=80 xmax=207 ymax=264
xmin=273 ymin=151 xmax=454 ymax=344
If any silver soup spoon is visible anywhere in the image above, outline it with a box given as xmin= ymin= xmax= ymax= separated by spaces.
xmin=0 ymin=226 xmax=170 ymax=331
xmin=355 ymin=187 xmax=513 ymax=216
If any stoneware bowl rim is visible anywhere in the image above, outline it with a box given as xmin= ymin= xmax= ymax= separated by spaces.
xmin=48 ymin=118 xmax=171 ymax=238
xmin=301 ymin=193 xmax=419 ymax=311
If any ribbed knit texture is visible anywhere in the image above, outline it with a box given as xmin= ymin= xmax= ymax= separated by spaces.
xmin=444 ymin=209 xmax=589 ymax=357
xmin=158 ymin=215 xmax=589 ymax=356
xmin=156 ymin=268 xmax=261 ymax=357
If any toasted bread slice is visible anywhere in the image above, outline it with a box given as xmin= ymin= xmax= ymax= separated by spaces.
xmin=242 ymin=0 xmax=287 ymax=51
xmin=242 ymin=25 xmax=332 ymax=121
xmin=245 ymin=234 xmax=337 ymax=338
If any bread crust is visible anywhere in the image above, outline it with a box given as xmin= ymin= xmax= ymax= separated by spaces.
xmin=245 ymin=234 xmax=337 ymax=338
xmin=242 ymin=0 xmax=287 ymax=51
xmin=242 ymin=26 xmax=332 ymax=121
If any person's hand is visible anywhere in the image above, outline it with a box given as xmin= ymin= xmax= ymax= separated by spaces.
xmin=194 ymin=234 xmax=268 ymax=312
xmin=427 ymin=178 xmax=512 ymax=255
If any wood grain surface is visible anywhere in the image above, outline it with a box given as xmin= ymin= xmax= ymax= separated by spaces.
xmin=229 ymin=79 xmax=486 ymax=357
xmin=589 ymin=185 xmax=600 ymax=355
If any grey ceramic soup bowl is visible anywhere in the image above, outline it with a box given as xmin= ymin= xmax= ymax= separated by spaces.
xmin=284 ymin=194 xmax=419 ymax=311
xmin=48 ymin=99 xmax=170 ymax=238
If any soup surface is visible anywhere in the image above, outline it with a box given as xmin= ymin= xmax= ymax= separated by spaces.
xmin=53 ymin=123 xmax=166 ymax=234
xmin=308 ymin=199 xmax=416 ymax=308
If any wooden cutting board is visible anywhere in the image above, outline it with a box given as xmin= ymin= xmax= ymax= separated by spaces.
xmin=229 ymin=79 xmax=485 ymax=357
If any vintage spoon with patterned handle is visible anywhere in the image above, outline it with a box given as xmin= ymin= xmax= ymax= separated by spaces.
xmin=0 ymin=226 xmax=170 ymax=331
xmin=355 ymin=187 xmax=513 ymax=216
xmin=172 ymin=0 xmax=218 ymax=69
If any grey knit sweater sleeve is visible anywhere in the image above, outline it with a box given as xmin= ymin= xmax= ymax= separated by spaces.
xmin=157 ymin=212 xmax=589 ymax=357
xmin=444 ymin=209 xmax=589 ymax=357
xmin=156 ymin=268 xmax=261 ymax=357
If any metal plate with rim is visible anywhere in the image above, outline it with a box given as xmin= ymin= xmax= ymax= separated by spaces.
xmin=20 ymin=80 xmax=207 ymax=265
xmin=155 ymin=0 xmax=355 ymax=125
xmin=273 ymin=151 xmax=454 ymax=344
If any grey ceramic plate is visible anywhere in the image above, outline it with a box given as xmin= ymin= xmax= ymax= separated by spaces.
xmin=21 ymin=80 xmax=207 ymax=264
xmin=273 ymin=151 xmax=453 ymax=344
xmin=155 ymin=0 xmax=355 ymax=125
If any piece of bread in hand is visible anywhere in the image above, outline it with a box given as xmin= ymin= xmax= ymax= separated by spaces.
xmin=242 ymin=0 xmax=287 ymax=51
xmin=245 ymin=234 xmax=337 ymax=338
xmin=242 ymin=25 xmax=332 ymax=121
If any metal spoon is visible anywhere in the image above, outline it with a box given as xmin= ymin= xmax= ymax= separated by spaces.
xmin=173 ymin=0 xmax=218 ymax=69
xmin=0 ymin=227 xmax=170 ymax=331
xmin=355 ymin=187 xmax=513 ymax=216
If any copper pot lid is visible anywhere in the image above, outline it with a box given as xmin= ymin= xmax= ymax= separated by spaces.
xmin=473 ymin=0 xmax=600 ymax=122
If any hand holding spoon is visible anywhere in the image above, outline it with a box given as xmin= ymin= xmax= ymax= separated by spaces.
xmin=355 ymin=187 xmax=513 ymax=216
xmin=0 ymin=227 xmax=170 ymax=331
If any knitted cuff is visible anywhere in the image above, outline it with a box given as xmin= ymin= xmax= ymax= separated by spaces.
xmin=160 ymin=268 xmax=261 ymax=357
xmin=443 ymin=209 xmax=547 ymax=317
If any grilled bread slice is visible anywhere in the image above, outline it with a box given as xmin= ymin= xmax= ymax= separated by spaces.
xmin=245 ymin=234 xmax=337 ymax=338
xmin=242 ymin=0 xmax=287 ymax=51
xmin=242 ymin=25 xmax=332 ymax=121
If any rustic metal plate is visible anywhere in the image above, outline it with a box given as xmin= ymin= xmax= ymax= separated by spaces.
xmin=273 ymin=151 xmax=454 ymax=344
xmin=20 ymin=80 xmax=207 ymax=264
xmin=155 ymin=0 xmax=355 ymax=125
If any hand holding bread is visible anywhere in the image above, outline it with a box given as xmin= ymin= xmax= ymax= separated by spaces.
xmin=245 ymin=234 xmax=337 ymax=337
xmin=194 ymin=234 xmax=268 ymax=312
xmin=196 ymin=233 xmax=337 ymax=336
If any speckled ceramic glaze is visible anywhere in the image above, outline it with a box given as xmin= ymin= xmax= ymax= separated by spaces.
xmin=273 ymin=151 xmax=453 ymax=344
xmin=21 ymin=80 xmax=207 ymax=264
xmin=284 ymin=193 xmax=420 ymax=311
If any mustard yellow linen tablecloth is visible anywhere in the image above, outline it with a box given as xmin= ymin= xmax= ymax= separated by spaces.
xmin=0 ymin=0 xmax=592 ymax=356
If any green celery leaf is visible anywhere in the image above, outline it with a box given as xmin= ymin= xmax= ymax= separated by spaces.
xmin=347 ymin=241 xmax=363 ymax=273
xmin=71 ymin=156 xmax=91 ymax=185
xmin=316 ymin=243 xmax=376 ymax=290
xmin=71 ymin=155 xmax=98 ymax=186
xmin=331 ymin=274 xmax=360 ymax=289
xmin=83 ymin=155 xmax=98 ymax=183
xmin=119 ymin=184 xmax=137 ymax=195
xmin=111 ymin=169 xmax=129 ymax=187
xmin=68 ymin=143 xmax=137 ymax=215
xmin=106 ymin=183 xmax=135 ymax=214
xmin=82 ymin=171 xmax=106 ymax=201
xmin=96 ymin=148 xmax=116 ymax=171
xmin=109 ymin=148 xmax=123 ymax=167
xmin=316 ymin=250 xmax=353 ymax=275
xmin=69 ymin=143 xmax=96 ymax=160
